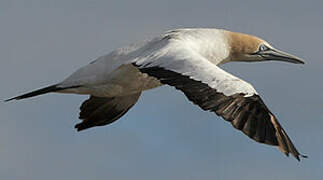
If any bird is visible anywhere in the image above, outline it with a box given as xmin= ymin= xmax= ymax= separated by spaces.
xmin=6 ymin=28 xmax=307 ymax=161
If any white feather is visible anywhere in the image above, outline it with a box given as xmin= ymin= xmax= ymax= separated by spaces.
xmin=59 ymin=28 xmax=257 ymax=97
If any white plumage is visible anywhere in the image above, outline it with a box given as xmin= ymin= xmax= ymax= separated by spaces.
xmin=59 ymin=29 xmax=255 ymax=97
xmin=6 ymin=28 xmax=306 ymax=161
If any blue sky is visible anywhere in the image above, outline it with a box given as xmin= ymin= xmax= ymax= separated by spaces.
xmin=1 ymin=0 xmax=322 ymax=179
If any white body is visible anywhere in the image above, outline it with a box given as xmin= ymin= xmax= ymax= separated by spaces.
xmin=59 ymin=28 xmax=256 ymax=97
xmin=8 ymin=28 xmax=305 ymax=160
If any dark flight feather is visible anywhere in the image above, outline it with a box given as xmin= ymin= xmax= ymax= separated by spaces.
xmin=75 ymin=93 xmax=141 ymax=131
xmin=135 ymin=65 xmax=306 ymax=161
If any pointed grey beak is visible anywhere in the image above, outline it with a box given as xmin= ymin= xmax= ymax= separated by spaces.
xmin=259 ymin=49 xmax=305 ymax=64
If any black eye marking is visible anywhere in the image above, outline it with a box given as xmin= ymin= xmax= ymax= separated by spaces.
xmin=250 ymin=44 xmax=271 ymax=55
xmin=259 ymin=44 xmax=269 ymax=52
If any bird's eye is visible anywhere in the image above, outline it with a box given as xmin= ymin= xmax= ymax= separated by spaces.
xmin=259 ymin=44 xmax=269 ymax=51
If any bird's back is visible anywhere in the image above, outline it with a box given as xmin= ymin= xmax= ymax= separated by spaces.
xmin=60 ymin=28 xmax=229 ymax=88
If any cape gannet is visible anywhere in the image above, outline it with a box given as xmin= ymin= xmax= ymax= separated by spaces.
xmin=6 ymin=28 xmax=307 ymax=160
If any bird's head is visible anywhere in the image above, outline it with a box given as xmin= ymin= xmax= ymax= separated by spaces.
xmin=225 ymin=31 xmax=305 ymax=64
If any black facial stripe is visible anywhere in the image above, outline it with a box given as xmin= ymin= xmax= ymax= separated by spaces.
xmin=250 ymin=44 xmax=272 ymax=55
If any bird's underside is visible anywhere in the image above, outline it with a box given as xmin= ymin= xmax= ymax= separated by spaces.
xmin=6 ymin=63 xmax=306 ymax=161
xmin=6 ymin=28 xmax=306 ymax=161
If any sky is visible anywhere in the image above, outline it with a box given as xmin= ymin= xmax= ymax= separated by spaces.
xmin=1 ymin=0 xmax=322 ymax=179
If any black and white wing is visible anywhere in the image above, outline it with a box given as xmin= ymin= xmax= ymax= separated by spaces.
xmin=133 ymin=49 xmax=306 ymax=161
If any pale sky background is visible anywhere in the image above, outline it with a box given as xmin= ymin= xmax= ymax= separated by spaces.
xmin=1 ymin=0 xmax=322 ymax=179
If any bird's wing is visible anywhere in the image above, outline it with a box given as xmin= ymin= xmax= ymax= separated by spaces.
xmin=133 ymin=49 xmax=305 ymax=160
xmin=75 ymin=92 xmax=141 ymax=131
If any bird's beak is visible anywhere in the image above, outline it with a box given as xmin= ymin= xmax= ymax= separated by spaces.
xmin=259 ymin=49 xmax=305 ymax=64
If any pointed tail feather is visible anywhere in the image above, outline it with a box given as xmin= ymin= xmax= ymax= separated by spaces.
xmin=5 ymin=84 xmax=80 ymax=102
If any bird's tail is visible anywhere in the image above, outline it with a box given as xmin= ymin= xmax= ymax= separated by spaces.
xmin=5 ymin=84 xmax=80 ymax=102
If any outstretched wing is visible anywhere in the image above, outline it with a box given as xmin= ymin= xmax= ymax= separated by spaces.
xmin=133 ymin=50 xmax=305 ymax=160
xmin=75 ymin=93 xmax=141 ymax=131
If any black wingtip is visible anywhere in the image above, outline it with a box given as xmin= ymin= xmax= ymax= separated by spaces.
xmin=299 ymin=154 xmax=308 ymax=161
xmin=295 ymin=155 xmax=300 ymax=161
xmin=74 ymin=120 xmax=92 ymax=132
xmin=74 ymin=123 xmax=89 ymax=132
xmin=293 ymin=153 xmax=308 ymax=161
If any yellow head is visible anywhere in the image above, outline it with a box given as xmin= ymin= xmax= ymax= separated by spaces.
xmin=225 ymin=31 xmax=304 ymax=64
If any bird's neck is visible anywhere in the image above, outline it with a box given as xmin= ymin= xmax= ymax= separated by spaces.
xmin=175 ymin=29 xmax=231 ymax=65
